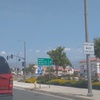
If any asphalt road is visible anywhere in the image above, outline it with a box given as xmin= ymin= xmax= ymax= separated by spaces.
xmin=13 ymin=88 xmax=91 ymax=100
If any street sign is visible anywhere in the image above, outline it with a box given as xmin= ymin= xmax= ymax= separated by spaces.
xmin=38 ymin=67 xmax=42 ymax=75
xmin=38 ymin=58 xmax=52 ymax=66
xmin=84 ymin=43 xmax=94 ymax=54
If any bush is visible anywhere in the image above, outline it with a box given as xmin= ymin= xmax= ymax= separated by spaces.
xmin=92 ymin=82 xmax=100 ymax=90
xmin=49 ymin=79 xmax=67 ymax=85
xmin=23 ymin=76 xmax=100 ymax=90
xmin=48 ymin=79 xmax=88 ymax=88
xmin=73 ymin=80 xmax=88 ymax=88
xmin=49 ymin=79 xmax=76 ymax=86
xmin=25 ymin=77 xmax=37 ymax=83
xmin=37 ymin=74 xmax=57 ymax=84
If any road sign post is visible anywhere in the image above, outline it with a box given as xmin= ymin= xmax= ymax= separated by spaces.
xmin=38 ymin=58 xmax=52 ymax=88
xmin=38 ymin=58 xmax=52 ymax=66
xmin=84 ymin=43 xmax=94 ymax=54
xmin=84 ymin=0 xmax=93 ymax=96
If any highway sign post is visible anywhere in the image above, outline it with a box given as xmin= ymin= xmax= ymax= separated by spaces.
xmin=38 ymin=58 xmax=53 ymax=88
xmin=38 ymin=67 xmax=42 ymax=88
xmin=38 ymin=67 xmax=42 ymax=75
xmin=84 ymin=0 xmax=93 ymax=96
xmin=38 ymin=58 xmax=52 ymax=66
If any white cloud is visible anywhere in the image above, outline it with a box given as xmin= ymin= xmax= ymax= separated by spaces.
xmin=45 ymin=48 xmax=71 ymax=53
xmin=44 ymin=48 xmax=55 ymax=53
xmin=0 ymin=51 xmax=6 ymax=55
xmin=36 ymin=50 xmax=40 ymax=53
xmin=67 ymin=48 xmax=85 ymax=61
xmin=64 ymin=48 xmax=71 ymax=52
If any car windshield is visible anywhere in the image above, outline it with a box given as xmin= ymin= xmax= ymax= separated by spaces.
xmin=0 ymin=57 xmax=11 ymax=74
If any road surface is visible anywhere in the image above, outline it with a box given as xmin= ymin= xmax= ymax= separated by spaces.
xmin=13 ymin=88 xmax=91 ymax=100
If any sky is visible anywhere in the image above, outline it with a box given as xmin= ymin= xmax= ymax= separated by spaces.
xmin=0 ymin=0 xmax=100 ymax=68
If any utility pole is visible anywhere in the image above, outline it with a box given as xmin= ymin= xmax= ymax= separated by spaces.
xmin=23 ymin=41 xmax=26 ymax=80
xmin=16 ymin=51 xmax=21 ymax=76
xmin=84 ymin=0 xmax=93 ymax=96
xmin=19 ymin=40 xmax=26 ymax=80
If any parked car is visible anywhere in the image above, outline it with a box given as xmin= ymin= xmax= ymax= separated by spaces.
xmin=0 ymin=56 xmax=13 ymax=100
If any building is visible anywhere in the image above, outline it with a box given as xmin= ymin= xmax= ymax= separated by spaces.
xmin=42 ymin=66 xmax=74 ymax=76
xmin=74 ymin=69 xmax=80 ymax=76
xmin=79 ymin=57 xmax=100 ymax=80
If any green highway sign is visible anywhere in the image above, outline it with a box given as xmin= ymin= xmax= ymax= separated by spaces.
xmin=38 ymin=58 xmax=52 ymax=66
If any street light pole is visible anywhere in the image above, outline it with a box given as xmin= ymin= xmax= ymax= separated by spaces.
xmin=84 ymin=0 xmax=93 ymax=96
xmin=19 ymin=40 xmax=26 ymax=80
xmin=16 ymin=51 xmax=21 ymax=76
xmin=23 ymin=41 xmax=26 ymax=80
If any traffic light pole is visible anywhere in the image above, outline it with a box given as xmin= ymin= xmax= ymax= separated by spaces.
xmin=7 ymin=43 xmax=26 ymax=80
xmin=19 ymin=40 xmax=26 ymax=80
xmin=84 ymin=0 xmax=93 ymax=96
xmin=23 ymin=41 xmax=26 ymax=80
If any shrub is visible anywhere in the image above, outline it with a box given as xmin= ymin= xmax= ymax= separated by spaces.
xmin=23 ymin=76 xmax=100 ymax=90
xmin=48 ymin=79 xmax=88 ymax=88
xmin=92 ymin=82 xmax=100 ymax=90
xmin=49 ymin=79 xmax=67 ymax=85
xmin=49 ymin=79 xmax=76 ymax=86
xmin=25 ymin=77 xmax=37 ymax=83
xmin=65 ymin=80 xmax=77 ymax=87
xmin=37 ymin=74 xmax=57 ymax=84
xmin=73 ymin=80 xmax=88 ymax=88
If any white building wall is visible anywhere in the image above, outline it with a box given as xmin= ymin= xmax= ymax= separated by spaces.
xmin=80 ymin=60 xmax=100 ymax=77
xmin=97 ymin=63 xmax=100 ymax=73
xmin=69 ymin=69 xmax=74 ymax=75
xmin=80 ymin=66 xmax=84 ymax=74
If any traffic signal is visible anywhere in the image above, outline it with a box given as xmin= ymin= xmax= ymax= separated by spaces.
xmin=18 ymin=59 xmax=21 ymax=61
xmin=22 ymin=61 xmax=25 ymax=67
xmin=7 ymin=56 xmax=9 ymax=60
xmin=11 ymin=54 xmax=13 ymax=59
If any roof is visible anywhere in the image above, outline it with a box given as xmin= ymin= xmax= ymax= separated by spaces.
xmin=79 ymin=57 xmax=100 ymax=63
xmin=74 ymin=69 xmax=80 ymax=72
xmin=42 ymin=66 xmax=73 ymax=71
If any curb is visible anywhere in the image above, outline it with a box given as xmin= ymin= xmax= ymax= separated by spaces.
xmin=13 ymin=82 xmax=94 ymax=100
xmin=15 ymin=87 xmax=93 ymax=100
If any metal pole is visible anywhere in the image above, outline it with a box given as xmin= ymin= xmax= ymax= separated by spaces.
xmin=24 ymin=41 xmax=26 ymax=80
xmin=39 ymin=76 xmax=41 ymax=88
xmin=16 ymin=51 xmax=21 ymax=76
xmin=84 ymin=0 xmax=93 ymax=96
xmin=99 ymin=64 xmax=100 ymax=82
xmin=49 ymin=66 xmax=50 ymax=88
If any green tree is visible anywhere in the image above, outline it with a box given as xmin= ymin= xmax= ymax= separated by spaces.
xmin=46 ymin=67 xmax=54 ymax=74
xmin=25 ymin=64 xmax=36 ymax=75
xmin=94 ymin=38 xmax=100 ymax=58
xmin=47 ymin=46 xmax=72 ymax=75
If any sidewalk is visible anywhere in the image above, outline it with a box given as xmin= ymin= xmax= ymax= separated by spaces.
xmin=13 ymin=81 xmax=100 ymax=100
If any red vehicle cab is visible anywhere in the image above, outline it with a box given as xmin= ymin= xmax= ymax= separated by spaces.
xmin=0 ymin=56 xmax=13 ymax=100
